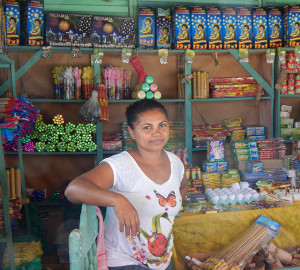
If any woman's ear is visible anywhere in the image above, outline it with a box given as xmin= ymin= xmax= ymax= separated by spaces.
xmin=128 ymin=126 xmax=135 ymax=140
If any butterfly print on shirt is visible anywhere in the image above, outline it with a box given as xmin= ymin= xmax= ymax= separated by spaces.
xmin=154 ymin=190 xmax=176 ymax=208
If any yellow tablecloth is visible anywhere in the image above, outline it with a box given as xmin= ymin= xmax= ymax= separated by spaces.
xmin=172 ymin=204 xmax=300 ymax=270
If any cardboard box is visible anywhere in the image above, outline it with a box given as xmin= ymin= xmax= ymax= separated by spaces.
xmin=207 ymin=6 xmax=222 ymax=49
xmin=45 ymin=12 xmax=92 ymax=47
xmin=20 ymin=0 xmax=44 ymax=46
xmin=222 ymin=7 xmax=237 ymax=49
xmin=207 ymin=140 xmax=225 ymax=162
xmin=173 ymin=6 xmax=191 ymax=49
xmin=236 ymin=7 xmax=252 ymax=49
xmin=156 ymin=8 xmax=172 ymax=49
xmin=235 ymin=158 xmax=284 ymax=171
xmin=6 ymin=0 xmax=20 ymax=46
xmin=253 ymin=8 xmax=268 ymax=49
xmin=191 ymin=6 xmax=207 ymax=49
xmin=284 ymin=5 xmax=300 ymax=47
xmin=138 ymin=7 xmax=155 ymax=49
xmin=92 ymin=16 xmax=135 ymax=48
xmin=268 ymin=7 xmax=284 ymax=48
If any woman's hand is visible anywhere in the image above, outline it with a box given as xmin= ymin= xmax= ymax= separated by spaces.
xmin=113 ymin=194 xmax=140 ymax=238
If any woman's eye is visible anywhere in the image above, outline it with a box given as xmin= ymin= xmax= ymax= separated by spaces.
xmin=143 ymin=126 xmax=151 ymax=130
xmin=160 ymin=123 xmax=167 ymax=127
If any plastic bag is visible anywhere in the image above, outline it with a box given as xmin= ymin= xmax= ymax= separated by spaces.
xmin=78 ymin=90 xmax=101 ymax=124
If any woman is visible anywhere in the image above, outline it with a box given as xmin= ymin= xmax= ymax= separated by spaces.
xmin=65 ymin=99 xmax=188 ymax=269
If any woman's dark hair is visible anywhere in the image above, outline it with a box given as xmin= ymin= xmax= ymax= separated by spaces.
xmin=181 ymin=23 xmax=188 ymax=29
xmin=126 ymin=99 xmax=168 ymax=129
xmin=243 ymin=24 xmax=250 ymax=30
xmin=213 ymin=24 xmax=220 ymax=30
xmin=9 ymin=16 xmax=17 ymax=23
xmin=274 ymin=23 xmax=280 ymax=29
xmin=228 ymin=24 xmax=235 ymax=30
xmin=198 ymin=23 xmax=204 ymax=30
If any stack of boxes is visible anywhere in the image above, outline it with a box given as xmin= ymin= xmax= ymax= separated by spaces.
xmin=231 ymin=140 xmax=259 ymax=161
xmin=245 ymin=126 xmax=265 ymax=141
xmin=280 ymin=105 xmax=300 ymax=140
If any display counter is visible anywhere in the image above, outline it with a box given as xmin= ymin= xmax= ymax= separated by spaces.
xmin=172 ymin=204 xmax=300 ymax=270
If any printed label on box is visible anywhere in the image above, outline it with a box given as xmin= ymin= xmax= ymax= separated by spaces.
xmin=284 ymin=5 xmax=300 ymax=47
xmin=139 ymin=7 xmax=155 ymax=49
xmin=237 ymin=7 xmax=252 ymax=49
xmin=6 ymin=2 xmax=20 ymax=46
xmin=222 ymin=7 xmax=237 ymax=49
xmin=207 ymin=7 xmax=222 ymax=49
xmin=191 ymin=6 xmax=207 ymax=49
xmin=253 ymin=8 xmax=268 ymax=49
xmin=268 ymin=7 xmax=283 ymax=48
xmin=156 ymin=8 xmax=172 ymax=49
xmin=173 ymin=6 xmax=191 ymax=49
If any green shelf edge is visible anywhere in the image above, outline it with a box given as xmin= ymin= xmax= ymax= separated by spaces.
xmin=30 ymin=99 xmax=185 ymax=103
xmin=192 ymin=148 xmax=207 ymax=151
xmin=280 ymin=95 xmax=300 ymax=98
xmin=8 ymin=46 xmax=272 ymax=54
xmin=192 ymin=97 xmax=271 ymax=102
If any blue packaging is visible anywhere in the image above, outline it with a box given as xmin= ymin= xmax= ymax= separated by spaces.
xmin=191 ymin=6 xmax=207 ymax=49
xmin=268 ymin=7 xmax=284 ymax=48
xmin=6 ymin=0 xmax=21 ymax=46
xmin=237 ymin=7 xmax=252 ymax=49
xmin=284 ymin=5 xmax=300 ymax=47
xmin=253 ymin=8 xmax=268 ymax=49
xmin=138 ymin=7 xmax=155 ymax=49
xmin=217 ymin=161 xmax=228 ymax=173
xmin=222 ymin=7 xmax=237 ymax=49
xmin=202 ymin=161 xmax=217 ymax=173
xmin=173 ymin=6 xmax=191 ymax=49
xmin=20 ymin=0 xmax=44 ymax=46
xmin=156 ymin=8 xmax=172 ymax=49
xmin=207 ymin=6 xmax=222 ymax=49
xmin=207 ymin=139 xmax=225 ymax=162
xmin=247 ymin=160 xmax=263 ymax=174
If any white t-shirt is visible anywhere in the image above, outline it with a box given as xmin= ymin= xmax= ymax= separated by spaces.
xmin=102 ymin=151 xmax=184 ymax=269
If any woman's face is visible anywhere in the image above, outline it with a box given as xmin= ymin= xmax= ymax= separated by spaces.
xmin=214 ymin=26 xmax=219 ymax=32
xmin=244 ymin=27 xmax=249 ymax=32
xmin=259 ymin=26 xmax=264 ymax=32
xmin=146 ymin=20 xmax=150 ymax=25
xmin=128 ymin=108 xmax=169 ymax=152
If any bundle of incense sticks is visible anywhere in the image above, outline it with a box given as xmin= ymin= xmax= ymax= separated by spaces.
xmin=192 ymin=71 xmax=209 ymax=99
xmin=199 ymin=215 xmax=281 ymax=270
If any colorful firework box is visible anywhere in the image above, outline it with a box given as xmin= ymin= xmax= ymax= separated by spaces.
xmin=236 ymin=7 xmax=252 ymax=49
xmin=156 ymin=8 xmax=172 ymax=49
xmin=202 ymin=160 xmax=227 ymax=173
xmin=284 ymin=5 xmax=300 ymax=47
xmin=253 ymin=8 xmax=268 ymax=49
xmin=207 ymin=139 xmax=225 ymax=162
xmin=20 ymin=0 xmax=44 ymax=46
xmin=45 ymin=12 xmax=92 ymax=47
xmin=173 ymin=6 xmax=191 ymax=49
xmin=222 ymin=7 xmax=237 ymax=49
xmin=5 ymin=0 xmax=21 ymax=46
xmin=92 ymin=16 xmax=135 ymax=48
xmin=207 ymin=6 xmax=222 ymax=49
xmin=268 ymin=7 xmax=284 ymax=48
xmin=138 ymin=7 xmax=155 ymax=49
xmin=190 ymin=6 xmax=207 ymax=50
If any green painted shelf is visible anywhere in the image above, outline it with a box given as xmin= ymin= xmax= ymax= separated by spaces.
xmin=30 ymin=98 xmax=185 ymax=103
xmin=193 ymin=97 xmax=271 ymax=102
xmin=280 ymin=95 xmax=300 ymax=98
xmin=192 ymin=148 xmax=207 ymax=151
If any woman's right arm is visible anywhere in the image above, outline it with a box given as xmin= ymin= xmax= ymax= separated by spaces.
xmin=65 ymin=162 xmax=140 ymax=237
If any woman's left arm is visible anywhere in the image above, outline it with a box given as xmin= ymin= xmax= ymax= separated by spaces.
xmin=180 ymin=175 xmax=188 ymax=198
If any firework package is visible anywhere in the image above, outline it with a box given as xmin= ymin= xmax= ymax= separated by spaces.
xmin=156 ymin=8 xmax=172 ymax=49
xmin=92 ymin=16 xmax=135 ymax=48
xmin=5 ymin=0 xmax=21 ymax=45
xmin=284 ymin=5 xmax=300 ymax=47
xmin=207 ymin=6 xmax=222 ymax=49
xmin=222 ymin=7 xmax=237 ymax=49
xmin=268 ymin=7 xmax=284 ymax=48
xmin=253 ymin=8 xmax=268 ymax=49
xmin=20 ymin=0 xmax=44 ymax=46
xmin=138 ymin=7 xmax=155 ymax=49
xmin=172 ymin=6 xmax=192 ymax=49
xmin=45 ymin=12 xmax=92 ymax=47
xmin=191 ymin=6 xmax=207 ymax=50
